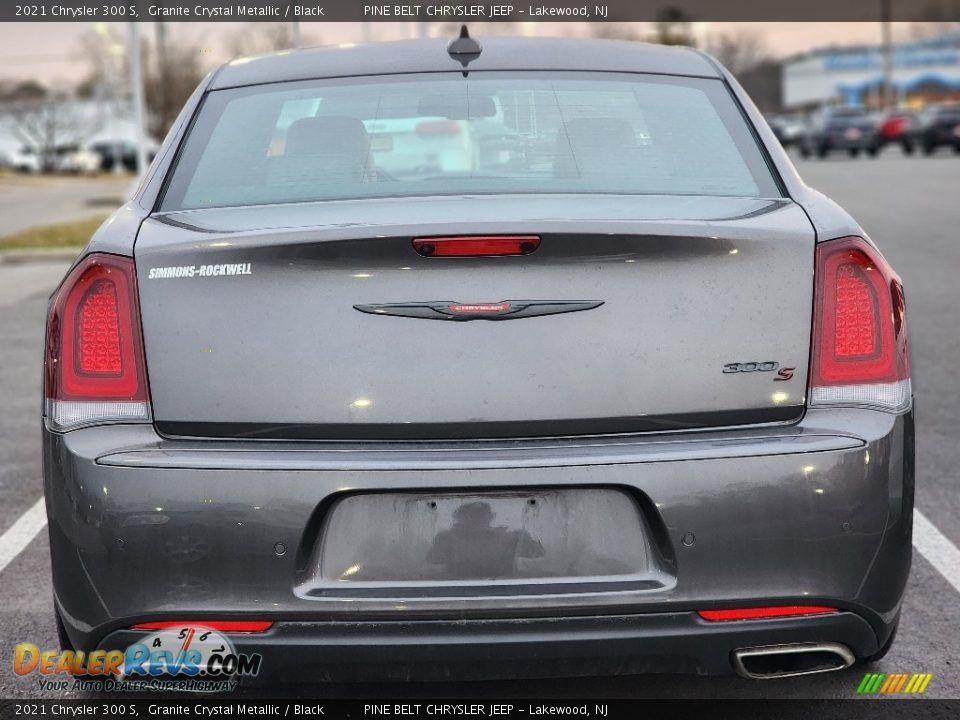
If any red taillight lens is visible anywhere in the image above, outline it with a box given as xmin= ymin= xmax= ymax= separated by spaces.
xmin=131 ymin=620 xmax=273 ymax=633
xmin=810 ymin=236 xmax=910 ymax=412
xmin=46 ymin=253 xmax=151 ymax=431
xmin=413 ymin=236 xmax=541 ymax=257
xmin=76 ymin=280 xmax=123 ymax=376
xmin=698 ymin=606 xmax=838 ymax=622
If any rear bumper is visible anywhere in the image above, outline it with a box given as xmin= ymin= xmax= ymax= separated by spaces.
xmin=45 ymin=406 xmax=914 ymax=676
xmin=97 ymin=611 xmax=877 ymax=682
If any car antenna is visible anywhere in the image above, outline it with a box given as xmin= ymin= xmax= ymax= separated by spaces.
xmin=448 ymin=25 xmax=481 ymax=75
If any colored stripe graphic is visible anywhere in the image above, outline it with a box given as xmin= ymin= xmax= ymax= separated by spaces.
xmin=858 ymin=673 xmax=883 ymax=693
xmin=892 ymin=673 xmax=909 ymax=693
xmin=858 ymin=672 xmax=932 ymax=694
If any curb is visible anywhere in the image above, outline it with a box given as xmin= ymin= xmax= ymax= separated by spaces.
xmin=0 ymin=248 xmax=80 ymax=266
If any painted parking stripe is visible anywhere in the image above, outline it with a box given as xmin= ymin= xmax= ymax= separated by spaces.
xmin=0 ymin=497 xmax=46 ymax=575
xmin=0 ymin=500 xmax=959 ymax=597
xmin=913 ymin=509 xmax=960 ymax=596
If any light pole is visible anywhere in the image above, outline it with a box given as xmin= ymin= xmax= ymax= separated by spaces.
xmin=881 ymin=0 xmax=894 ymax=108
xmin=94 ymin=23 xmax=125 ymax=174
xmin=128 ymin=22 xmax=148 ymax=178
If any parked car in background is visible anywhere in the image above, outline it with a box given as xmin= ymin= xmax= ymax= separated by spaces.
xmin=1 ymin=144 xmax=40 ymax=173
xmin=89 ymin=141 xmax=137 ymax=172
xmin=89 ymin=140 xmax=158 ymax=172
xmin=767 ymin=114 xmax=806 ymax=148
xmin=59 ymin=147 xmax=102 ymax=175
xmin=364 ymin=117 xmax=475 ymax=178
xmin=877 ymin=110 xmax=918 ymax=154
xmin=362 ymin=109 xmax=522 ymax=179
xmin=910 ymin=104 xmax=960 ymax=155
xmin=799 ymin=107 xmax=883 ymax=158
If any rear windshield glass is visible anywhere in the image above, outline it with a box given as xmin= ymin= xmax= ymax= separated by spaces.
xmin=160 ymin=71 xmax=779 ymax=210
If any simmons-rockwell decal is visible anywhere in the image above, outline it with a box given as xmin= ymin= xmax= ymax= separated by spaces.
xmin=147 ymin=263 xmax=253 ymax=279
xmin=354 ymin=300 xmax=603 ymax=321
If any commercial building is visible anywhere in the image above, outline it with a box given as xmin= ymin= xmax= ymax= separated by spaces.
xmin=783 ymin=32 xmax=960 ymax=110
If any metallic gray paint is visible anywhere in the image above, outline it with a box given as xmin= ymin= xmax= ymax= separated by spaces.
xmin=43 ymin=38 xmax=913 ymax=677
xmin=209 ymin=38 xmax=720 ymax=91
xmin=46 ymin=408 xmax=911 ymax=654
xmin=135 ymin=195 xmax=813 ymax=431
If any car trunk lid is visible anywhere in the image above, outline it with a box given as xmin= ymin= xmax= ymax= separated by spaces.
xmin=135 ymin=194 xmax=814 ymax=439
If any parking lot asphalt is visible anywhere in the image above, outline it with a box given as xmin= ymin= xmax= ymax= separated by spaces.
xmin=0 ymin=151 xmax=957 ymax=703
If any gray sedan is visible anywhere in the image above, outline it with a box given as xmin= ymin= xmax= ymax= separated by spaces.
xmin=42 ymin=34 xmax=912 ymax=684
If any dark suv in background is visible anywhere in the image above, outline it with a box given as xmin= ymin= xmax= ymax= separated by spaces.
xmin=910 ymin=104 xmax=960 ymax=155
xmin=800 ymin=107 xmax=882 ymax=158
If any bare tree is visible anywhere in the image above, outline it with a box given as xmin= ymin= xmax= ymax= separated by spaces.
xmin=226 ymin=23 xmax=296 ymax=57
xmin=145 ymin=34 xmax=205 ymax=140
xmin=76 ymin=26 xmax=207 ymax=141
xmin=75 ymin=26 xmax=125 ymax=101
xmin=707 ymin=29 xmax=771 ymax=77
xmin=653 ymin=7 xmax=697 ymax=47
xmin=0 ymin=80 xmax=47 ymax=102
xmin=587 ymin=23 xmax=645 ymax=41
xmin=1 ymin=91 xmax=98 ymax=170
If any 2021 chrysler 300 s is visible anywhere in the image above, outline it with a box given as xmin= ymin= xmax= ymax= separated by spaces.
xmin=43 ymin=34 xmax=913 ymax=682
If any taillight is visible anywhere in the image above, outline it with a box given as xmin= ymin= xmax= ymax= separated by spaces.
xmin=45 ymin=253 xmax=151 ymax=431
xmin=809 ymin=236 xmax=910 ymax=412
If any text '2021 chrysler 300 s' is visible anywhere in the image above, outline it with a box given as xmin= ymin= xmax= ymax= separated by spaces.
xmin=42 ymin=34 xmax=913 ymax=683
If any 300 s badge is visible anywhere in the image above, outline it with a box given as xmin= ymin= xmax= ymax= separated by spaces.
xmin=723 ymin=362 xmax=795 ymax=381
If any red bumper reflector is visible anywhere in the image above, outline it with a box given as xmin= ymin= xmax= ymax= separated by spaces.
xmin=698 ymin=606 xmax=838 ymax=622
xmin=413 ymin=236 xmax=541 ymax=257
xmin=131 ymin=620 xmax=273 ymax=633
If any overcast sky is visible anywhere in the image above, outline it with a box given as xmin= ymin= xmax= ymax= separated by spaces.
xmin=0 ymin=22 xmax=911 ymax=86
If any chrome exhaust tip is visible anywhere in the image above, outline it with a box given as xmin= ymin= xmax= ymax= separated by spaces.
xmin=733 ymin=642 xmax=856 ymax=679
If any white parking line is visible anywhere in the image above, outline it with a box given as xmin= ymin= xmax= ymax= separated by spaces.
xmin=0 ymin=497 xmax=47 ymax=575
xmin=913 ymin=509 xmax=960 ymax=596
xmin=0 ymin=499 xmax=959 ymax=598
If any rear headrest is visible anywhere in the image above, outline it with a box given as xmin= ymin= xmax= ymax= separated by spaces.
xmin=285 ymin=116 xmax=369 ymax=158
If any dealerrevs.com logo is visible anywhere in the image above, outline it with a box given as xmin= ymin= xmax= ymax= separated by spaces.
xmin=14 ymin=625 xmax=262 ymax=693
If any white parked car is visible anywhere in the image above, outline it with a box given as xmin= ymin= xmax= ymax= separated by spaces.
xmin=6 ymin=145 xmax=40 ymax=173
xmin=59 ymin=147 xmax=102 ymax=175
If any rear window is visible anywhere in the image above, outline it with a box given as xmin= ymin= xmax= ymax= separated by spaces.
xmin=161 ymin=71 xmax=780 ymax=210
